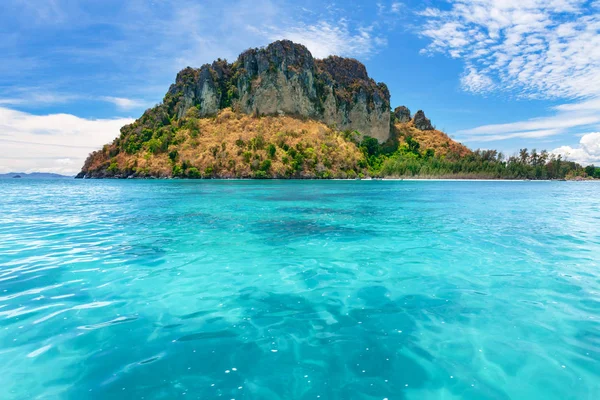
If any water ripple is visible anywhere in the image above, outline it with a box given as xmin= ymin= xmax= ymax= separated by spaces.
xmin=0 ymin=180 xmax=599 ymax=399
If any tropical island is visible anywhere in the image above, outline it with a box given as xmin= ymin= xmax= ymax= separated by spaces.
xmin=77 ymin=40 xmax=599 ymax=180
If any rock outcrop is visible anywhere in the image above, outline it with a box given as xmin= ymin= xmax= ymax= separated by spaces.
xmin=394 ymin=106 xmax=411 ymax=123
xmin=163 ymin=40 xmax=391 ymax=142
xmin=413 ymin=110 xmax=433 ymax=131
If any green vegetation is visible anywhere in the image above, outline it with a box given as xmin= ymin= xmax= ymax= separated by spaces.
xmin=267 ymin=143 xmax=277 ymax=158
xmin=362 ymin=141 xmax=586 ymax=180
xmin=584 ymin=165 xmax=600 ymax=179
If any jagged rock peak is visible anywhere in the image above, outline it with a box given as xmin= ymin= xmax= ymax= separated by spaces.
xmin=237 ymin=40 xmax=315 ymax=73
xmin=316 ymin=56 xmax=369 ymax=85
xmin=394 ymin=106 xmax=411 ymax=123
xmin=413 ymin=110 xmax=433 ymax=131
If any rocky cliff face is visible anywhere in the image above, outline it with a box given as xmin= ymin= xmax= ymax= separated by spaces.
xmin=413 ymin=110 xmax=434 ymax=131
xmin=164 ymin=40 xmax=391 ymax=142
xmin=394 ymin=106 xmax=411 ymax=123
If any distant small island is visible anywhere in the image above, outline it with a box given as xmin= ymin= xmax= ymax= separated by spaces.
xmin=0 ymin=172 xmax=72 ymax=179
xmin=77 ymin=40 xmax=598 ymax=180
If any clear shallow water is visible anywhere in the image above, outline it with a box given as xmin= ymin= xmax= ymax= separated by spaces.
xmin=0 ymin=180 xmax=599 ymax=400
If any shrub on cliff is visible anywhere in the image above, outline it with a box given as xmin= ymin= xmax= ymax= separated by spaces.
xmin=267 ymin=143 xmax=277 ymax=158
xmin=185 ymin=167 xmax=200 ymax=178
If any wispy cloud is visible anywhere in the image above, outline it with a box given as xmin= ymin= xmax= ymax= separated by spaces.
xmin=10 ymin=0 xmax=68 ymax=25
xmin=4 ymin=0 xmax=388 ymax=92
xmin=418 ymin=0 xmax=600 ymax=150
xmin=554 ymin=97 xmax=600 ymax=112
xmin=256 ymin=20 xmax=386 ymax=59
xmin=460 ymin=66 xmax=495 ymax=94
xmin=458 ymin=113 xmax=600 ymax=137
xmin=456 ymin=102 xmax=600 ymax=142
xmin=0 ymin=92 xmax=79 ymax=106
xmin=418 ymin=0 xmax=600 ymax=100
xmin=0 ymin=88 xmax=149 ymax=111
xmin=0 ymin=107 xmax=133 ymax=174
xmin=378 ymin=2 xmax=405 ymax=15
xmin=391 ymin=2 xmax=404 ymax=13
xmin=101 ymin=96 xmax=149 ymax=111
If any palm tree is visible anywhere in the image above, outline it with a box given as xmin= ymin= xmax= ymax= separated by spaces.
xmin=519 ymin=148 xmax=529 ymax=164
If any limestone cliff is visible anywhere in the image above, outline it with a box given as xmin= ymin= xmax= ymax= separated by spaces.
xmin=164 ymin=40 xmax=390 ymax=142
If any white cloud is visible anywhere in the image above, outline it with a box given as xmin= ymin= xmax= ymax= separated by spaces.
xmin=418 ymin=0 xmax=600 ymax=98
xmin=106 ymin=0 xmax=387 ymax=85
xmin=391 ymin=2 xmax=404 ymax=13
xmin=0 ymin=92 xmax=79 ymax=106
xmin=554 ymin=97 xmax=600 ymax=112
xmin=101 ymin=96 xmax=148 ymax=111
xmin=455 ymin=97 xmax=600 ymax=142
xmin=3 ymin=0 xmax=388 ymax=103
xmin=55 ymin=158 xmax=75 ymax=165
xmin=418 ymin=1 xmax=600 ymax=149
xmin=11 ymin=0 xmax=67 ymax=25
xmin=254 ymin=20 xmax=386 ymax=59
xmin=552 ymin=132 xmax=600 ymax=165
xmin=461 ymin=129 xmax=563 ymax=142
xmin=377 ymin=1 xmax=404 ymax=15
xmin=0 ymin=92 xmax=148 ymax=111
xmin=459 ymin=113 xmax=600 ymax=136
xmin=0 ymin=107 xmax=133 ymax=175
xmin=136 ymin=0 xmax=386 ymax=70
xmin=581 ymin=132 xmax=600 ymax=156
xmin=460 ymin=66 xmax=495 ymax=94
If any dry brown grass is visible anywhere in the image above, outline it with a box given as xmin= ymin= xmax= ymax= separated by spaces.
xmin=394 ymin=122 xmax=471 ymax=158
xmin=182 ymin=110 xmax=364 ymax=177
xmin=87 ymin=108 xmax=366 ymax=178
xmin=82 ymin=110 xmax=473 ymax=178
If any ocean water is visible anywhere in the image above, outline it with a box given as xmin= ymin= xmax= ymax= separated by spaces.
xmin=0 ymin=180 xmax=599 ymax=400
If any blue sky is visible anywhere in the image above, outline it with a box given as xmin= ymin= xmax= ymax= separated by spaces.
xmin=1 ymin=0 xmax=600 ymax=174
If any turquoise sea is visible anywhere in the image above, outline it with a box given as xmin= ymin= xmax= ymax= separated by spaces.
xmin=0 ymin=180 xmax=599 ymax=400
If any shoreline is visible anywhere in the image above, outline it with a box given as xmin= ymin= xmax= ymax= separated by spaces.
xmin=72 ymin=176 xmax=598 ymax=182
